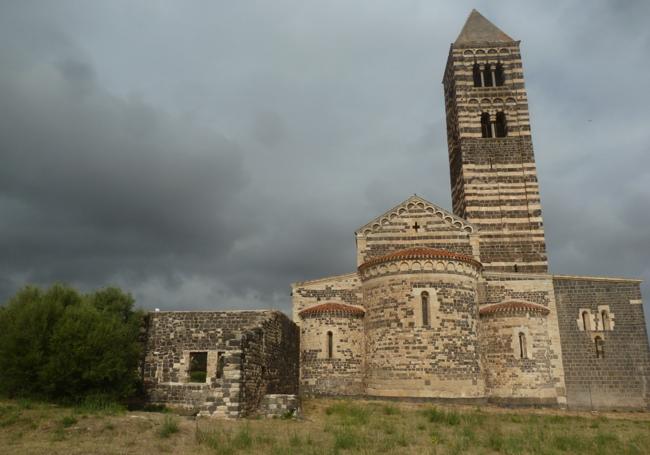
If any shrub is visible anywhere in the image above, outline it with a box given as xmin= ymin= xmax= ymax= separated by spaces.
xmin=0 ymin=284 xmax=143 ymax=403
xmin=158 ymin=415 xmax=179 ymax=438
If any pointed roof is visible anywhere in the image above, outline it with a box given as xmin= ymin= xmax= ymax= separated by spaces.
xmin=455 ymin=9 xmax=514 ymax=45
xmin=355 ymin=195 xmax=475 ymax=235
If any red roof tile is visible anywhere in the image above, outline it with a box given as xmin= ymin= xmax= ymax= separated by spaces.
xmin=479 ymin=300 xmax=550 ymax=316
xmin=299 ymin=303 xmax=365 ymax=318
xmin=358 ymin=247 xmax=481 ymax=271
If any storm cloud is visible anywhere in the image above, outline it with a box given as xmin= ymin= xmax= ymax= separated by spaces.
xmin=1 ymin=1 xmax=649 ymax=337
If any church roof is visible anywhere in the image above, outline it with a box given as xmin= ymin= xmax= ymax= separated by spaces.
xmin=479 ymin=300 xmax=550 ymax=317
xmin=358 ymin=247 xmax=481 ymax=272
xmin=454 ymin=9 xmax=514 ymax=45
xmin=355 ymin=195 xmax=475 ymax=235
xmin=299 ymin=302 xmax=365 ymax=318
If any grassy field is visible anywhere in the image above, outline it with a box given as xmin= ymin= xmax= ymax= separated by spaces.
xmin=0 ymin=397 xmax=649 ymax=454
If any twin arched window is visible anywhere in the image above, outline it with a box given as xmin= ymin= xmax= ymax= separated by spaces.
xmin=481 ymin=112 xmax=508 ymax=138
xmin=473 ymin=62 xmax=505 ymax=88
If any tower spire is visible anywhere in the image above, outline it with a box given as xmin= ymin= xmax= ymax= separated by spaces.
xmin=455 ymin=9 xmax=514 ymax=45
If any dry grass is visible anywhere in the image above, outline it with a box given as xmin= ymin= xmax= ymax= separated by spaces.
xmin=0 ymin=397 xmax=649 ymax=454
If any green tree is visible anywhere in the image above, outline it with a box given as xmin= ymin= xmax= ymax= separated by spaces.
xmin=0 ymin=284 xmax=143 ymax=402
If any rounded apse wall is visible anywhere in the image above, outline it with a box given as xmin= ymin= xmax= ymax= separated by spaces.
xmin=298 ymin=303 xmax=365 ymax=396
xmin=359 ymin=247 xmax=484 ymax=399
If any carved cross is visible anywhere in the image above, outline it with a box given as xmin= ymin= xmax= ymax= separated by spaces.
xmin=412 ymin=221 xmax=421 ymax=232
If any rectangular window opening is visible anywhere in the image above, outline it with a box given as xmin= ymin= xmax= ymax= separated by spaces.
xmin=189 ymin=351 xmax=208 ymax=383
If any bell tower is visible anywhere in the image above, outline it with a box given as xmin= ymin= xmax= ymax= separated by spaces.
xmin=443 ymin=10 xmax=547 ymax=273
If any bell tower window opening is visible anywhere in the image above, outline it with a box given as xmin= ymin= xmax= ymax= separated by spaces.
xmin=495 ymin=62 xmax=505 ymax=86
xmin=495 ymin=111 xmax=508 ymax=137
xmin=483 ymin=63 xmax=494 ymax=87
xmin=421 ymin=291 xmax=430 ymax=327
xmin=327 ymin=331 xmax=333 ymax=359
xmin=481 ymin=112 xmax=492 ymax=138
xmin=473 ymin=63 xmax=482 ymax=87
xmin=518 ymin=332 xmax=527 ymax=359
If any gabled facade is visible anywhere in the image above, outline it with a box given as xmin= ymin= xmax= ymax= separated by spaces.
xmin=292 ymin=10 xmax=650 ymax=409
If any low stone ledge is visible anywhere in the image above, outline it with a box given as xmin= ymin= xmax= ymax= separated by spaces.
xmin=259 ymin=394 xmax=300 ymax=418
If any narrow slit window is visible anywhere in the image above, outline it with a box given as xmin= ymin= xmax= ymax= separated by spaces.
xmin=601 ymin=310 xmax=610 ymax=331
xmin=518 ymin=332 xmax=527 ymax=359
xmin=473 ymin=63 xmax=482 ymax=87
xmin=481 ymin=112 xmax=492 ymax=138
xmin=495 ymin=111 xmax=508 ymax=137
xmin=327 ymin=331 xmax=333 ymax=359
xmin=189 ymin=351 xmax=208 ymax=383
xmin=582 ymin=311 xmax=591 ymax=331
xmin=421 ymin=291 xmax=430 ymax=327
xmin=595 ymin=336 xmax=605 ymax=358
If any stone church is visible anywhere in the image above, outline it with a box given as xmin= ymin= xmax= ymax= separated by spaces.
xmin=142 ymin=10 xmax=649 ymax=416
xmin=292 ymin=10 xmax=650 ymax=410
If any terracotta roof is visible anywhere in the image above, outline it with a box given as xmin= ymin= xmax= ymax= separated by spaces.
xmin=358 ymin=247 xmax=481 ymax=272
xmin=479 ymin=300 xmax=550 ymax=316
xmin=299 ymin=303 xmax=365 ymax=318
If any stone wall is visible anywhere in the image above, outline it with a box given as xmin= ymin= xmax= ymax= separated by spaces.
xmin=360 ymin=252 xmax=484 ymax=399
xmin=553 ymin=276 xmax=650 ymax=410
xmin=143 ymin=310 xmax=299 ymax=417
xmin=299 ymin=309 xmax=365 ymax=396
xmin=481 ymin=273 xmax=566 ymax=405
xmin=292 ymin=272 xmax=362 ymax=324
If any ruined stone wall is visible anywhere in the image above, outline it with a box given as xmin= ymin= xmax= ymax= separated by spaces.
xmin=143 ymin=310 xmax=299 ymax=417
xmin=360 ymin=257 xmax=484 ymax=398
xmin=553 ymin=276 xmax=650 ymax=410
xmin=292 ymin=272 xmax=362 ymax=324
xmin=239 ymin=313 xmax=300 ymax=416
xmin=299 ymin=312 xmax=364 ymax=396
xmin=481 ymin=273 xmax=566 ymax=405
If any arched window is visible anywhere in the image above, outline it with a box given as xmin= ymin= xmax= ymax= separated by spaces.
xmin=595 ymin=336 xmax=605 ymax=358
xmin=582 ymin=311 xmax=591 ymax=331
xmin=495 ymin=112 xmax=508 ymax=137
xmin=518 ymin=332 xmax=527 ymax=359
xmin=481 ymin=112 xmax=492 ymax=138
xmin=473 ymin=63 xmax=482 ymax=87
xmin=601 ymin=310 xmax=610 ymax=331
xmin=483 ymin=63 xmax=494 ymax=87
xmin=421 ymin=291 xmax=430 ymax=327
xmin=327 ymin=331 xmax=333 ymax=359
xmin=495 ymin=63 xmax=505 ymax=86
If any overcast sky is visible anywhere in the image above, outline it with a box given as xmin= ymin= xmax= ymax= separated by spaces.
xmin=1 ymin=1 xmax=649 ymax=336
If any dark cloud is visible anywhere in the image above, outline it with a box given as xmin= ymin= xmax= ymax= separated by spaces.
xmin=0 ymin=1 xmax=649 ymax=338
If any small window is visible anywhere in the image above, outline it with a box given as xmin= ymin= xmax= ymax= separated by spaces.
xmin=582 ymin=311 xmax=591 ymax=331
xmin=495 ymin=63 xmax=505 ymax=86
xmin=327 ymin=331 xmax=333 ymax=359
xmin=216 ymin=352 xmax=225 ymax=379
xmin=189 ymin=352 xmax=208 ymax=383
xmin=518 ymin=332 xmax=527 ymax=359
xmin=481 ymin=112 xmax=492 ymax=138
xmin=421 ymin=291 xmax=430 ymax=327
xmin=601 ymin=310 xmax=610 ymax=331
xmin=495 ymin=112 xmax=508 ymax=137
xmin=595 ymin=336 xmax=605 ymax=358
xmin=473 ymin=63 xmax=482 ymax=87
